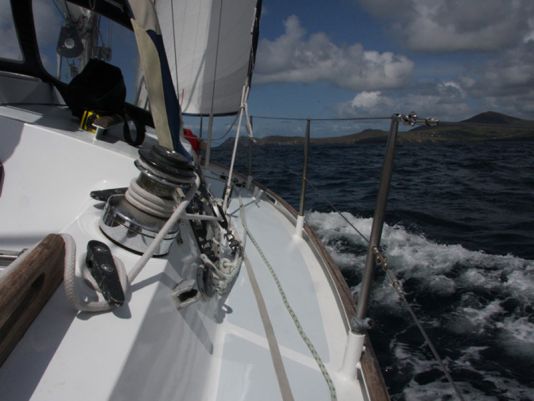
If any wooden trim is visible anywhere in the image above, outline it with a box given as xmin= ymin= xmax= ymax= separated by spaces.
xmin=0 ymin=234 xmax=65 ymax=366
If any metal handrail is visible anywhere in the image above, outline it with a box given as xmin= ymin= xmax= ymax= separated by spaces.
xmin=355 ymin=115 xmax=400 ymax=326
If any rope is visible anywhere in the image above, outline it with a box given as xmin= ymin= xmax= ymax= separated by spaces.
xmin=238 ymin=196 xmax=338 ymax=401
xmin=125 ymin=178 xmax=175 ymax=218
xmin=128 ymin=175 xmax=200 ymax=282
xmin=200 ymin=252 xmax=242 ymax=295
xmin=62 ymin=234 xmax=130 ymax=313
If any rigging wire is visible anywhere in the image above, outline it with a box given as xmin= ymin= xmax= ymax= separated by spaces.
xmin=210 ymin=114 xmax=240 ymax=143
xmin=251 ymin=115 xmax=392 ymax=122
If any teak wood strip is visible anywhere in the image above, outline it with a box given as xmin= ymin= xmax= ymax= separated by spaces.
xmin=0 ymin=234 xmax=65 ymax=366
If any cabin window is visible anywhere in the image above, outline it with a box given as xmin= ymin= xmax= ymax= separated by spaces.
xmin=33 ymin=0 xmax=143 ymax=104
xmin=0 ymin=0 xmax=23 ymax=61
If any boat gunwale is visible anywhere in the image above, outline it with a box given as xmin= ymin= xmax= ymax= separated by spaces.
xmin=208 ymin=161 xmax=390 ymax=401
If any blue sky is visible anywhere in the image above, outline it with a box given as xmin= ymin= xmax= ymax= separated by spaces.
xmin=2 ymin=0 xmax=533 ymax=139
xmin=247 ymin=0 xmax=534 ymax=132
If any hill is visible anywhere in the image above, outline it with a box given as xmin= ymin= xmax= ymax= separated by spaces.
xmin=462 ymin=111 xmax=524 ymax=125
xmin=217 ymin=111 xmax=534 ymax=147
xmin=404 ymin=111 xmax=534 ymax=143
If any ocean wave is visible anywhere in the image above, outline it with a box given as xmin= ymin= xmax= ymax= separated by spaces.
xmin=307 ymin=211 xmax=534 ymax=301
xmin=306 ymin=210 xmax=534 ymax=400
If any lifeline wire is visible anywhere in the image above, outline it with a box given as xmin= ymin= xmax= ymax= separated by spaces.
xmin=238 ymin=196 xmax=337 ymax=401
xmin=211 ymin=113 xmax=240 ymax=143
xmin=251 ymin=115 xmax=392 ymax=122
xmin=286 ymin=169 xmax=370 ymax=245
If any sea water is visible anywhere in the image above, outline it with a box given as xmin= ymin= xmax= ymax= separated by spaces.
xmin=213 ymin=140 xmax=534 ymax=401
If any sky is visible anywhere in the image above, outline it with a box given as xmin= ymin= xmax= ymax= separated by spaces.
xmin=248 ymin=0 xmax=534 ymax=130
xmin=1 ymin=0 xmax=534 ymax=138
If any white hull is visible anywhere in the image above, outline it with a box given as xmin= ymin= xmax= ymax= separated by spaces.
xmin=0 ymin=76 xmax=387 ymax=401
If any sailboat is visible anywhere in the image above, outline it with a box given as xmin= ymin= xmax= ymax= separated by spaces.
xmin=0 ymin=0 xmax=393 ymax=400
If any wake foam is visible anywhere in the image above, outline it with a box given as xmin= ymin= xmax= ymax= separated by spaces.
xmin=307 ymin=211 xmax=534 ymax=400
xmin=307 ymin=210 xmax=534 ymax=302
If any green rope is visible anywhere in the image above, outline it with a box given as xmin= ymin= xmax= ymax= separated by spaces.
xmin=238 ymin=197 xmax=337 ymax=401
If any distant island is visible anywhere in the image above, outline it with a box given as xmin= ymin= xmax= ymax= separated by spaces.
xmin=217 ymin=111 xmax=534 ymax=147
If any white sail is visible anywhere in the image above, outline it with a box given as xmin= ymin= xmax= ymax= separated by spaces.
xmin=144 ymin=0 xmax=260 ymax=116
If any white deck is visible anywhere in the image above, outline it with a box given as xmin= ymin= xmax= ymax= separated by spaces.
xmin=0 ymin=104 xmax=367 ymax=401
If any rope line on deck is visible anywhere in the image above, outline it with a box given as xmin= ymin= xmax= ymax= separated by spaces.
xmin=238 ymin=196 xmax=337 ymax=401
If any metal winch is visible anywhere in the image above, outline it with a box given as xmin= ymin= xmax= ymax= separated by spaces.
xmin=100 ymin=144 xmax=195 ymax=255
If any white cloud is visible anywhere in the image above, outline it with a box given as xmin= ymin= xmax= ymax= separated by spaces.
xmin=338 ymin=81 xmax=471 ymax=121
xmin=255 ymin=15 xmax=414 ymax=91
xmin=358 ymin=0 xmax=534 ymax=51
xmin=351 ymin=91 xmax=386 ymax=109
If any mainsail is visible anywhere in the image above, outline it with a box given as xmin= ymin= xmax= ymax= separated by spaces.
xmin=137 ymin=0 xmax=261 ymax=116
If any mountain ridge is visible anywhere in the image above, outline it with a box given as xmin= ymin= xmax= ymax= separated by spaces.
xmin=217 ymin=111 xmax=534 ymax=147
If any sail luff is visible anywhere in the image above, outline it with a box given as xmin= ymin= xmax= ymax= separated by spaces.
xmin=153 ymin=0 xmax=261 ymax=116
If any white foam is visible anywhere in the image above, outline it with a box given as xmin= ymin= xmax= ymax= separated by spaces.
xmin=447 ymin=300 xmax=503 ymax=335
xmin=496 ymin=316 xmax=534 ymax=359
xmin=402 ymin=380 xmax=499 ymax=401
xmin=307 ymin=211 xmax=534 ymax=302
xmin=391 ymin=339 xmax=533 ymax=401
xmin=307 ymin=211 xmax=534 ymax=399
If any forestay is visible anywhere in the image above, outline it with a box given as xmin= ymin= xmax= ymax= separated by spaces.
xmin=137 ymin=0 xmax=261 ymax=116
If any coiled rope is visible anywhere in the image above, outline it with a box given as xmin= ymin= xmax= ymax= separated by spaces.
xmin=238 ymin=196 xmax=337 ymax=401
xmin=125 ymin=178 xmax=175 ymax=218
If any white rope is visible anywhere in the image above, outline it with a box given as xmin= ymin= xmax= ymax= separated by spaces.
xmin=128 ymin=174 xmax=200 ymax=282
xmin=238 ymin=196 xmax=338 ymax=401
xmin=200 ymin=252 xmax=242 ymax=295
xmin=125 ymin=178 xmax=175 ymax=218
xmin=62 ymin=234 xmax=129 ymax=313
